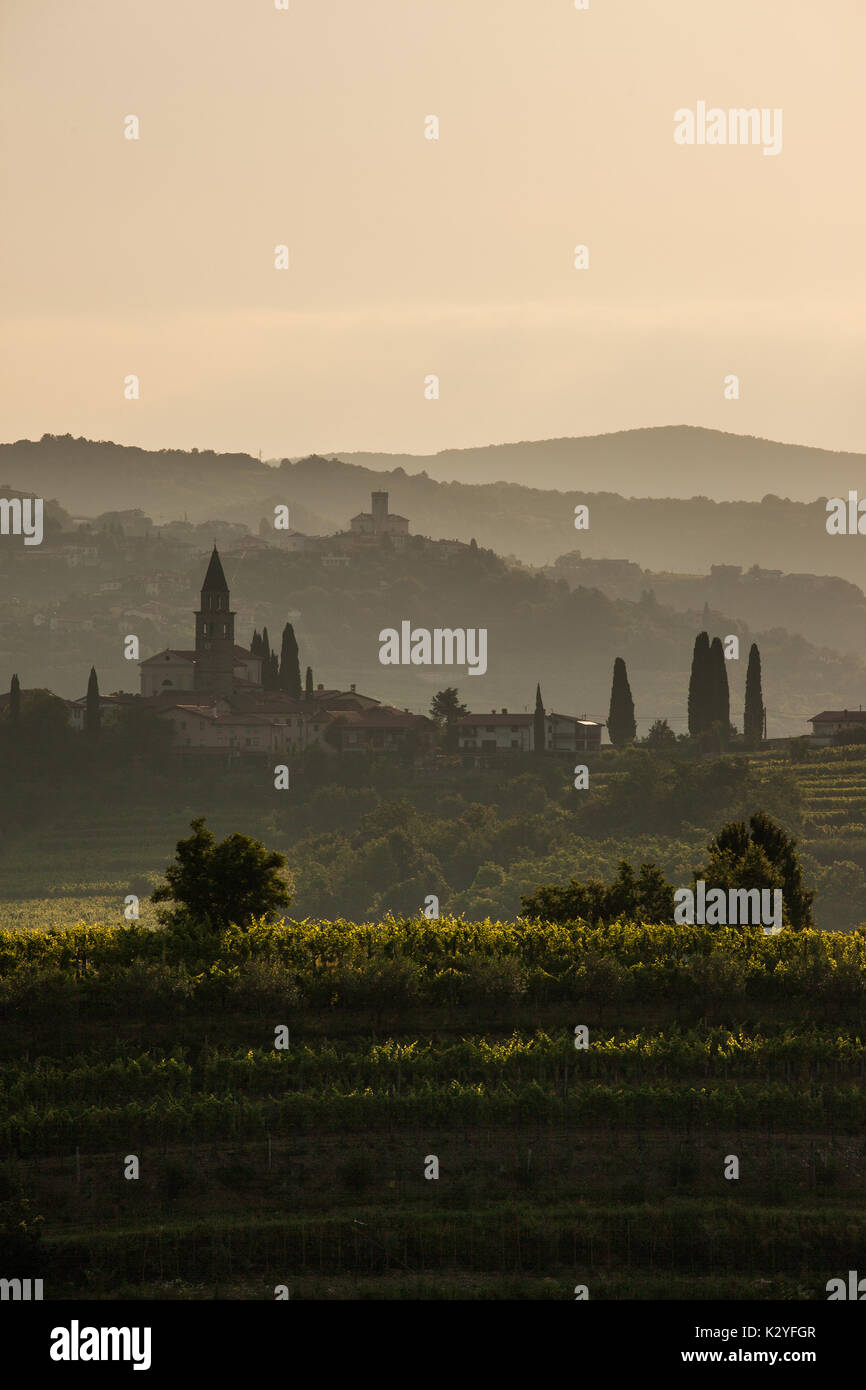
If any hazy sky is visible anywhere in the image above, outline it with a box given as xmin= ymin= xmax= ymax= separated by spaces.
xmin=1 ymin=0 xmax=864 ymax=460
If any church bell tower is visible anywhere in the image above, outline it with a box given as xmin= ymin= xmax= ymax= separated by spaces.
xmin=194 ymin=546 xmax=236 ymax=692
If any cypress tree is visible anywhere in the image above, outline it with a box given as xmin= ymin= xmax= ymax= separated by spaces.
xmin=250 ymin=630 xmax=262 ymax=659
xmin=688 ymin=631 xmax=712 ymax=737
xmin=9 ymin=674 xmax=20 ymax=725
xmin=261 ymin=628 xmax=271 ymax=689
xmin=270 ymin=651 xmax=279 ymax=688
xmin=607 ymin=657 xmax=636 ymax=747
xmin=533 ymin=683 xmax=545 ymax=755
xmin=744 ymin=642 xmax=764 ymax=746
xmin=85 ymin=666 xmax=100 ymax=737
xmin=708 ymin=636 xmax=730 ymax=734
xmin=305 ymin=666 xmax=314 ymax=702
xmin=279 ymin=622 xmax=302 ymax=698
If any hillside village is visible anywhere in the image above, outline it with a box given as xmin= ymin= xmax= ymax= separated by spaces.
xmin=2 ymin=484 xmax=865 ymax=752
xmin=2 ymin=494 xmax=606 ymax=761
xmin=64 ymin=543 xmax=604 ymax=759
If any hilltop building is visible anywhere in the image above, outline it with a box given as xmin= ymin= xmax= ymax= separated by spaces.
xmin=349 ymin=491 xmax=409 ymax=543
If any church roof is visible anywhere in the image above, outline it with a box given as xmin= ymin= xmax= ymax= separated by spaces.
xmin=140 ymin=645 xmax=255 ymax=666
xmin=201 ymin=546 xmax=229 ymax=592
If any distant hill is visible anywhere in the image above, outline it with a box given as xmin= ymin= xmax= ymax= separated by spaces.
xmin=335 ymin=426 xmax=862 ymax=502
xmin=547 ymin=556 xmax=866 ymax=660
xmin=2 ymin=531 xmax=862 ymax=739
xmin=4 ymin=434 xmax=866 ymax=579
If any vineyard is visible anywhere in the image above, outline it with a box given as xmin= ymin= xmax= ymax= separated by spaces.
xmin=2 ymin=917 xmax=866 ymax=1298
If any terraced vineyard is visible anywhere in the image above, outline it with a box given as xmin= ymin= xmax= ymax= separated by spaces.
xmin=2 ymin=919 xmax=865 ymax=1299
xmin=799 ymin=746 xmax=866 ymax=841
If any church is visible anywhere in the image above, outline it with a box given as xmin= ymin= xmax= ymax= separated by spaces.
xmin=139 ymin=547 xmax=263 ymax=698
xmin=133 ymin=547 xmax=436 ymax=757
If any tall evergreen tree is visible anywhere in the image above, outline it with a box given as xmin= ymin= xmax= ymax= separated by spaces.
xmin=304 ymin=666 xmax=314 ymax=702
xmin=607 ymin=657 xmax=636 ymax=747
xmin=533 ymin=683 xmax=546 ymax=755
xmin=9 ymin=674 xmax=20 ymax=725
xmin=250 ymin=630 xmax=262 ymax=659
xmin=708 ymin=636 xmax=730 ymax=735
xmin=269 ymin=651 xmax=280 ymax=689
xmin=687 ymin=631 xmax=712 ymax=737
xmin=744 ymin=642 xmax=764 ymax=747
xmin=279 ymin=622 xmax=302 ymax=698
xmin=85 ymin=666 xmax=100 ymax=737
xmin=260 ymin=628 xmax=271 ymax=688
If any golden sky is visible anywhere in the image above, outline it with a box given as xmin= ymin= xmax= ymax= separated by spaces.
xmin=1 ymin=0 xmax=863 ymax=460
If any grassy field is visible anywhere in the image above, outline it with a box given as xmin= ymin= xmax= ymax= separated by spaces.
xmin=2 ymin=918 xmax=865 ymax=1300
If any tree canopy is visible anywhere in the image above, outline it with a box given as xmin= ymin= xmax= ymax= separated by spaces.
xmin=151 ymin=817 xmax=294 ymax=931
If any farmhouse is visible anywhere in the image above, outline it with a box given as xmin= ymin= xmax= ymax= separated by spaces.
xmin=809 ymin=709 xmax=866 ymax=747
xmin=457 ymin=707 xmax=604 ymax=756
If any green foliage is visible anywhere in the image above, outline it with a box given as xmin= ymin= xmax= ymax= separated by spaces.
xmin=643 ymin=719 xmax=677 ymax=750
xmin=708 ymin=637 xmax=730 ymax=741
xmin=697 ymin=811 xmax=814 ymax=929
xmin=744 ymin=643 xmax=764 ymax=748
xmin=607 ymin=657 xmax=636 ymax=747
xmin=279 ymin=623 xmax=301 ymax=698
xmin=688 ymin=631 xmax=711 ymax=738
xmin=85 ymin=666 xmax=100 ymax=737
xmin=151 ymin=818 xmax=293 ymax=931
xmin=521 ymin=859 xmax=674 ymax=925
xmin=429 ymin=688 xmax=468 ymax=752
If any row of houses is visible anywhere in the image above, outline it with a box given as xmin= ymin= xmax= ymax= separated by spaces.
xmin=66 ymin=683 xmax=605 ymax=758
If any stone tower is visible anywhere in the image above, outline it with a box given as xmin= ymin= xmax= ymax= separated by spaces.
xmin=194 ymin=546 xmax=236 ymax=692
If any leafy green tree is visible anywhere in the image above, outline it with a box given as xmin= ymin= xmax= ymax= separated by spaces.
xmin=644 ymin=718 xmax=677 ymax=750
xmin=687 ymin=631 xmax=711 ymax=737
xmin=696 ymin=811 xmax=814 ymax=928
xmin=279 ymin=622 xmax=302 ymax=698
xmin=521 ymin=858 xmax=673 ymax=924
xmin=743 ymin=642 xmax=764 ymax=747
xmin=607 ymin=657 xmax=636 ymax=747
xmin=430 ymin=687 xmax=467 ymax=726
xmin=151 ymin=817 xmax=293 ymax=931
xmin=430 ymin=686 xmax=467 ymax=752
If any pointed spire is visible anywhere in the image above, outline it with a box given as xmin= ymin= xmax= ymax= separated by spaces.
xmin=201 ymin=546 xmax=228 ymax=593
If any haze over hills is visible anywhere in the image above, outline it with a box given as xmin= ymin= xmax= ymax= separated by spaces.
xmin=334 ymin=426 xmax=863 ymax=502
xmin=3 ymin=433 xmax=866 ymax=581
